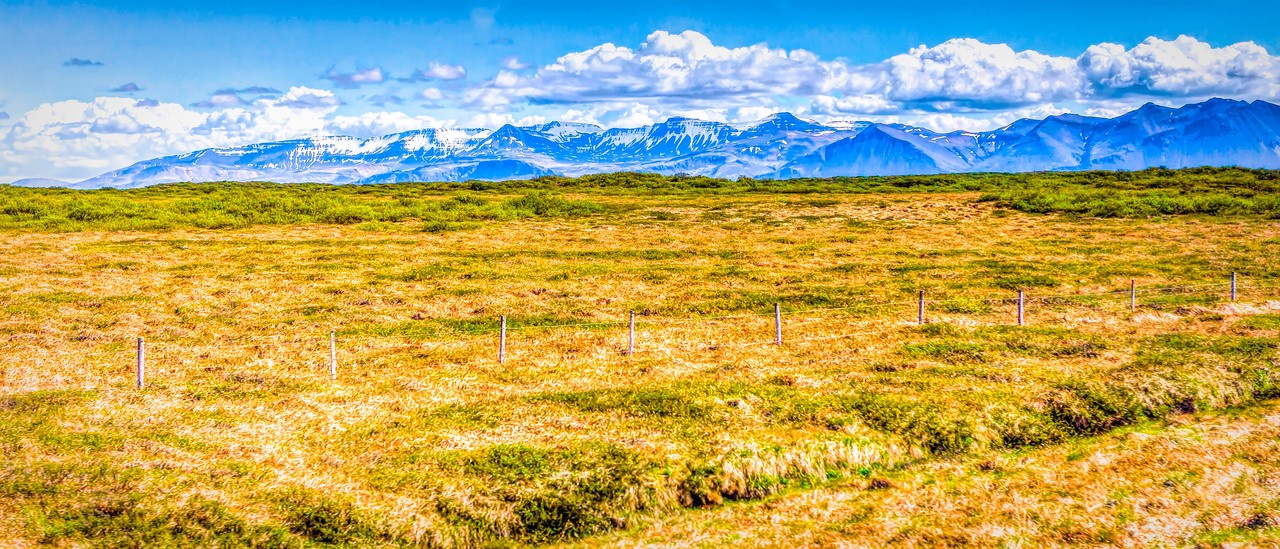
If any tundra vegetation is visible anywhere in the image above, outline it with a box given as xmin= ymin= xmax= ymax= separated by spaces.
xmin=1 ymin=167 xmax=1279 ymax=547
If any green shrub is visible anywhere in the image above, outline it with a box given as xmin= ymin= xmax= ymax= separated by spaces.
xmin=901 ymin=340 xmax=988 ymax=363
xmin=273 ymin=488 xmax=392 ymax=545
xmin=533 ymin=387 xmax=716 ymax=419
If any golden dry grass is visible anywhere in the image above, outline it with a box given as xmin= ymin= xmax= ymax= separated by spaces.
xmin=1 ymin=190 xmax=1278 ymax=546
xmin=578 ymin=401 xmax=1280 ymax=548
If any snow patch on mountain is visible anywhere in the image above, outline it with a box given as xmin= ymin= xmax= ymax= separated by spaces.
xmin=63 ymin=99 xmax=1280 ymax=188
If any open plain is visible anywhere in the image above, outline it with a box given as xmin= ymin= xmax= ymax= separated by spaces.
xmin=2 ymin=170 xmax=1279 ymax=547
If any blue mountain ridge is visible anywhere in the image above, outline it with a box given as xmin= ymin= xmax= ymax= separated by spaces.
xmin=71 ymin=98 xmax=1280 ymax=188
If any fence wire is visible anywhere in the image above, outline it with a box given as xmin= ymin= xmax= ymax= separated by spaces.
xmin=5 ymin=277 xmax=1278 ymax=381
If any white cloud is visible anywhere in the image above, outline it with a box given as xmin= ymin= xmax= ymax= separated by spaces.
xmin=463 ymin=112 xmax=546 ymax=128
xmin=475 ymin=30 xmax=835 ymax=108
xmin=328 ymin=112 xmax=444 ymax=137
xmin=405 ymin=62 xmax=467 ymax=82
xmin=732 ymin=106 xmax=782 ymax=122
xmin=1 ymin=97 xmax=209 ymax=177
xmin=546 ymin=101 xmax=748 ymax=128
xmin=842 ymin=39 xmax=1082 ymax=110
xmin=502 ymin=56 xmax=530 ymax=71
xmin=273 ymin=87 xmax=343 ymax=109
xmin=191 ymin=93 xmax=249 ymax=109
xmin=419 ymin=87 xmax=445 ymax=101
xmin=1078 ymin=35 xmax=1280 ymax=99
xmin=607 ymin=104 xmax=662 ymax=127
xmin=467 ymin=31 xmax=1280 ymax=119
xmin=847 ymin=103 xmax=1072 ymax=133
xmin=0 ymin=87 xmax=376 ymax=181
xmin=321 ymin=67 xmax=386 ymax=88
xmin=808 ymin=94 xmax=898 ymax=116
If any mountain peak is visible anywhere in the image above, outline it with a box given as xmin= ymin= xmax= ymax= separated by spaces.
xmin=764 ymin=112 xmax=801 ymax=122
xmin=661 ymin=116 xmax=698 ymax=125
xmin=55 ymin=98 xmax=1280 ymax=188
xmin=742 ymin=112 xmax=826 ymax=136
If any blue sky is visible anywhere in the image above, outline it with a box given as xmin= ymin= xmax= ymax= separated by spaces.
xmin=2 ymin=0 xmax=1279 ymax=182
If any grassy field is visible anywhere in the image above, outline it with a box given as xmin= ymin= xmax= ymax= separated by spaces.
xmin=2 ymin=169 xmax=1280 ymax=547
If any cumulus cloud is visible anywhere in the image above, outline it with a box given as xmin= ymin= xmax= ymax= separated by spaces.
xmin=733 ymin=106 xmax=783 ymax=122
xmin=807 ymin=94 xmax=898 ymax=116
xmin=1078 ymin=35 xmax=1280 ymax=99
xmin=419 ymin=88 xmax=445 ymax=101
xmin=328 ymin=112 xmax=444 ymax=138
xmin=63 ymin=58 xmax=103 ymax=67
xmin=465 ymin=31 xmax=1279 ymax=122
xmin=1 ymin=97 xmax=209 ymax=176
xmin=463 ymin=112 xmax=546 ymax=128
xmin=403 ymin=62 xmax=468 ymax=82
xmin=110 ymin=83 xmax=142 ymax=93
xmin=321 ymin=67 xmax=386 ymax=88
xmin=843 ymin=39 xmax=1082 ymax=111
xmin=0 ymin=87 xmax=360 ymax=181
xmin=273 ymin=87 xmax=343 ymax=109
xmin=473 ymin=30 xmax=835 ymax=109
xmin=502 ymin=56 xmax=530 ymax=71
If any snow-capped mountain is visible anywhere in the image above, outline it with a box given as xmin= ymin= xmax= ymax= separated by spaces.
xmin=68 ymin=99 xmax=1280 ymax=188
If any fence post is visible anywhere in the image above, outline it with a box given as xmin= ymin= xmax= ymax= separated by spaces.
xmin=918 ymin=290 xmax=925 ymax=325
xmin=329 ymin=330 xmax=337 ymax=380
xmin=1130 ymin=279 xmax=1136 ymax=311
xmin=629 ymin=311 xmax=635 ymax=357
xmin=774 ymin=303 xmax=782 ymax=346
xmin=1017 ymin=290 xmax=1025 ymax=326
xmin=499 ymin=316 xmax=507 ymax=364
xmin=1231 ymin=272 xmax=1237 ymax=301
xmin=136 ymin=337 xmax=144 ymax=389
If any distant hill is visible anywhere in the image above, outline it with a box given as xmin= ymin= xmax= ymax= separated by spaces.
xmin=60 ymin=98 xmax=1280 ymax=188
xmin=9 ymin=178 xmax=72 ymax=187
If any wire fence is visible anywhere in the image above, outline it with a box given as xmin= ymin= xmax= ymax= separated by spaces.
xmin=3 ymin=275 xmax=1278 ymax=390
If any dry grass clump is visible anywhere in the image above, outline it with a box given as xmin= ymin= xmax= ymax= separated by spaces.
xmin=588 ymin=401 xmax=1280 ymax=548
xmin=1 ymin=185 xmax=1279 ymax=546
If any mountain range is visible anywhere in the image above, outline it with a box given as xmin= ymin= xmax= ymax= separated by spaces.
xmin=16 ymin=98 xmax=1280 ymax=189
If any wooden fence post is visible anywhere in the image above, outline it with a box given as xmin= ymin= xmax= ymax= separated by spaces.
xmin=629 ymin=311 xmax=635 ymax=357
xmin=329 ymin=330 xmax=337 ymax=380
xmin=499 ymin=316 xmax=507 ymax=364
xmin=1130 ymin=279 xmax=1136 ymax=311
xmin=1017 ymin=290 xmax=1025 ymax=326
xmin=918 ymin=290 xmax=925 ymax=325
xmin=1231 ymin=272 xmax=1237 ymax=301
xmin=774 ymin=303 xmax=782 ymax=346
xmin=136 ymin=337 xmax=145 ymax=389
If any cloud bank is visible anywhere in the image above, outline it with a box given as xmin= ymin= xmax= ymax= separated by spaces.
xmin=0 ymin=87 xmax=444 ymax=181
xmin=463 ymin=31 xmax=1277 ymax=122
